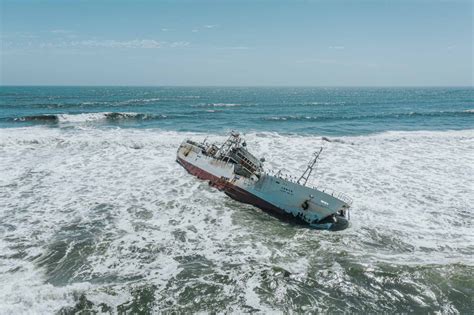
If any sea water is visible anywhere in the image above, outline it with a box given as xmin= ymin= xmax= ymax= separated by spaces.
xmin=0 ymin=86 xmax=472 ymax=313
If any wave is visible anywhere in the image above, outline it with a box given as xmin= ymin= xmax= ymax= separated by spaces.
xmin=177 ymin=95 xmax=201 ymax=99
xmin=0 ymin=127 xmax=472 ymax=313
xmin=102 ymin=112 xmax=166 ymax=121
xmin=13 ymin=112 xmax=168 ymax=124
xmin=303 ymin=101 xmax=346 ymax=106
xmin=263 ymin=110 xmax=474 ymax=122
xmin=2 ymin=101 xmax=111 ymax=109
xmin=1 ymin=98 xmax=164 ymax=109
xmin=13 ymin=114 xmax=60 ymax=122
xmin=118 ymin=97 xmax=162 ymax=105
xmin=191 ymin=103 xmax=244 ymax=108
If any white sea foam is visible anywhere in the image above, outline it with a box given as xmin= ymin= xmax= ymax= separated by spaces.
xmin=192 ymin=103 xmax=243 ymax=108
xmin=118 ymin=97 xmax=162 ymax=105
xmin=0 ymin=127 xmax=472 ymax=312
xmin=33 ymin=112 xmax=160 ymax=123
xmin=210 ymin=103 xmax=241 ymax=107
xmin=304 ymin=101 xmax=346 ymax=106
xmin=56 ymin=112 xmax=109 ymax=122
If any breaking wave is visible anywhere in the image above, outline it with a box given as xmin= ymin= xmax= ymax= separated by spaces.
xmin=12 ymin=112 xmax=168 ymax=124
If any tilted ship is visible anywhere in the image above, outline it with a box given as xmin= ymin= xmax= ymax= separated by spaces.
xmin=176 ymin=132 xmax=352 ymax=230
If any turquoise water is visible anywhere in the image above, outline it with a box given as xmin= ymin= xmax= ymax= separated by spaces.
xmin=1 ymin=86 xmax=472 ymax=134
xmin=0 ymin=86 xmax=473 ymax=313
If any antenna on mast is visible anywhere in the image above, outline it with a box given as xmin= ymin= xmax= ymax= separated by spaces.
xmin=297 ymin=147 xmax=323 ymax=186
xmin=216 ymin=131 xmax=241 ymax=158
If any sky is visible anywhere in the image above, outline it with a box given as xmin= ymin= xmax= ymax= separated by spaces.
xmin=0 ymin=0 xmax=472 ymax=86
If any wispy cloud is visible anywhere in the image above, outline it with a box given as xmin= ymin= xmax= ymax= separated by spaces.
xmin=329 ymin=45 xmax=345 ymax=50
xmin=190 ymin=24 xmax=218 ymax=33
xmin=168 ymin=41 xmax=190 ymax=48
xmin=38 ymin=39 xmax=189 ymax=49
xmin=41 ymin=39 xmax=162 ymax=49
xmin=50 ymin=29 xmax=73 ymax=34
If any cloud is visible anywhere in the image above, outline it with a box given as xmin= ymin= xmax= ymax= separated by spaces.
xmin=168 ymin=41 xmax=190 ymax=48
xmin=72 ymin=39 xmax=163 ymax=48
xmin=329 ymin=45 xmax=345 ymax=50
xmin=50 ymin=29 xmax=73 ymax=34
xmin=38 ymin=39 xmax=190 ymax=49
xmin=191 ymin=24 xmax=218 ymax=32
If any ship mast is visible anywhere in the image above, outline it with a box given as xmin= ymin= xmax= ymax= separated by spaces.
xmin=297 ymin=147 xmax=323 ymax=186
xmin=216 ymin=131 xmax=241 ymax=158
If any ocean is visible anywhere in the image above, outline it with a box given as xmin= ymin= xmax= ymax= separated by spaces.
xmin=0 ymin=86 xmax=473 ymax=313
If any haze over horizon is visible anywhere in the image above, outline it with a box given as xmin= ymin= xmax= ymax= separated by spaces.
xmin=1 ymin=0 xmax=472 ymax=87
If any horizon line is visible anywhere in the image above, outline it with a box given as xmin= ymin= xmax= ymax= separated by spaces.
xmin=1 ymin=84 xmax=473 ymax=88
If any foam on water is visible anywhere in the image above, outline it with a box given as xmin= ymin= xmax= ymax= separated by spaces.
xmin=57 ymin=112 xmax=110 ymax=123
xmin=191 ymin=103 xmax=244 ymax=108
xmin=0 ymin=127 xmax=472 ymax=313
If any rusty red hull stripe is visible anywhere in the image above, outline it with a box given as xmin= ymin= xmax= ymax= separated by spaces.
xmin=176 ymin=157 xmax=288 ymax=217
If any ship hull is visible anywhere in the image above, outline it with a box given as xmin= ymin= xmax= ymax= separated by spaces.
xmin=223 ymin=181 xmax=349 ymax=230
xmin=177 ymin=156 xmax=293 ymax=219
xmin=177 ymin=150 xmax=350 ymax=231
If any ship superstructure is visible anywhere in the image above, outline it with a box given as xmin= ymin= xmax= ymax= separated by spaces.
xmin=176 ymin=132 xmax=352 ymax=230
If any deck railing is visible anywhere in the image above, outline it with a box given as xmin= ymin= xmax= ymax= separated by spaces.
xmin=313 ymin=186 xmax=353 ymax=205
xmin=262 ymin=171 xmax=353 ymax=205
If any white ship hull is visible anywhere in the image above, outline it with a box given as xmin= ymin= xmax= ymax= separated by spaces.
xmin=177 ymin=140 xmax=351 ymax=230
